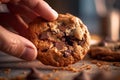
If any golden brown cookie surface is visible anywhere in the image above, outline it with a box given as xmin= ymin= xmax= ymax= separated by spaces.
xmin=26 ymin=13 xmax=90 ymax=67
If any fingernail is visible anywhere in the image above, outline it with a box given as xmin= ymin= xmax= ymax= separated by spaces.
xmin=52 ymin=9 xmax=58 ymax=16
xmin=51 ymin=9 xmax=58 ymax=20
xmin=20 ymin=47 xmax=36 ymax=61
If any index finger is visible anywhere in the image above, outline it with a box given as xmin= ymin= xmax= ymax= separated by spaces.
xmin=19 ymin=0 xmax=58 ymax=21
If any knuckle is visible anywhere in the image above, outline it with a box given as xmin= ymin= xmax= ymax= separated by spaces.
xmin=1 ymin=38 xmax=24 ymax=57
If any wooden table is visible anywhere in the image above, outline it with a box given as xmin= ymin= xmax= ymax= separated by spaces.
xmin=0 ymin=51 xmax=120 ymax=80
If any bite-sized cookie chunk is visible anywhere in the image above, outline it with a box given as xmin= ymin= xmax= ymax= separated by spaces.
xmin=26 ymin=13 xmax=90 ymax=67
xmin=88 ymin=41 xmax=120 ymax=61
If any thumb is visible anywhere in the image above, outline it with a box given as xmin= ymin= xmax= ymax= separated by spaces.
xmin=0 ymin=26 xmax=37 ymax=61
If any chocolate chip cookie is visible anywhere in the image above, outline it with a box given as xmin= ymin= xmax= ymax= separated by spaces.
xmin=26 ymin=13 xmax=90 ymax=67
xmin=88 ymin=41 xmax=120 ymax=61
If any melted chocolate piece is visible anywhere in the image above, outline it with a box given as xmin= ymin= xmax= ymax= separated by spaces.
xmin=73 ymin=71 xmax=91 ymax=80
xmin=39 ymin=32 xmax=49 ymax=40
xmin=26 ymin=68 xmax=42 ymax=80
xmin=51 ymin=31 xmax=57 ymax=35
xmin=41 ymin=49 xmax=48 ymax=52
xmin=55 ymin=42 xmax=65 ymax=50
xmin=58 ymin=25 xmax=66 ymax=32
xmin=39 ymin=31 xmax=55 ymax=41
xmin=62 ymin=50 xmax=71 ymax=58
xmin=64 ymin=36 xmax=73 ymax=46
xmin=64 ymin=32 xmax=86 ymax=46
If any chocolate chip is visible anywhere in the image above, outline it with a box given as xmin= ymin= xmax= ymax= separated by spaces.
xmin=64 ymin=36 xmax=73 ymax=46
xmin=62 ymin=50 xmax=71 ymax=58
xmin=39 ymin=32 xmax=49 ymax=40
xmin=41 ymin=49 xmax=48 ymax=52
xmin=39 ymin=31 xmax=55 ymax=41
xmin=73 ymin=71 xmax=91 ymax=80
xmin=26 ymin=68 xmax=42 ymax=80
xmin=58 ymin=26 xmax=66 ymax=32
xmin=63 ymin=52 xmax=69 ymax=58
xmin=51 ymin=31 xmax=57 ymax=35
xmin=55 ymin=42 xmax=65 ymax=50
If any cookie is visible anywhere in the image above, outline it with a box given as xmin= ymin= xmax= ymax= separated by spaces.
xmin=88 ymin=41 xmax=120 ymax=61
xmin=26 ymin=13 xmax=90 ymax=67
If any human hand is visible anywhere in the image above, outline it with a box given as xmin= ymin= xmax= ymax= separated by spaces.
xmin=0 ymin=0 xmax=58 ymax=60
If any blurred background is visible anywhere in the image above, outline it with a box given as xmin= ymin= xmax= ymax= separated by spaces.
xmin=46 ymin=0 xmax=120 ymax=41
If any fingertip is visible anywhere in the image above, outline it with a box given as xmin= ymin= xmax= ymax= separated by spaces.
xmin=40 ymin=0 xmax=58 ymax=21
xmin=34 ymin=0 xmax=58 ymax=21
xmin=0 ymin=26 xmax=37 ymax=61
xmin=19 ymin=36 xmax=38 ymax=61
xmin=20 ymin=46 xmax=37 ymax=61
xmin=22 ymin=0 xmax=58 ymax=21
xmin=47 ymin=9 xmax=58 ymax=21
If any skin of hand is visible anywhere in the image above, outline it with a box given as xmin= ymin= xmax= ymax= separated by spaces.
xmin=0 ymin=0 xmax=58 ymax=60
